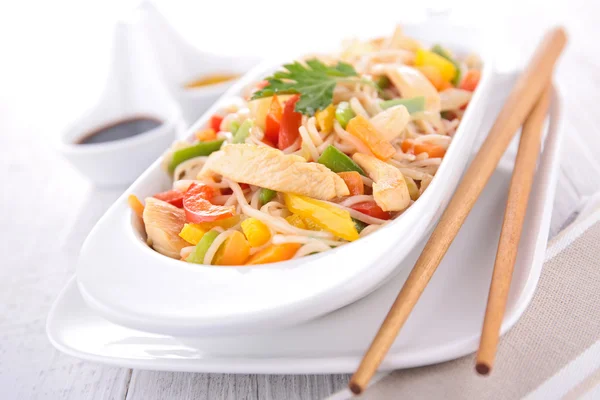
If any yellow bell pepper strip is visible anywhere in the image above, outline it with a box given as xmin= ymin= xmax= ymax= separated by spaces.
xmin=168 ymin=139 xmax=224 ymax=173
xmin=335 ymin=102 xmax=355 ymax=128
xmin=315 ymin=105 xmax=336 ymax=134
xmin=190 ymin=215 xmax=241 ymax=231
xmin=213 ymin=231 xmax=251 ymax=265
xmin=284 ymin=193 xmax=359 ymax=241
xmin=285 ymin=214 xmax=307 ymax=229
xmin=431 ymin=44 xmax=462 ymax=85
xmin=178 ymin=223 xmax=207 ymax=245
xmin=128 ymin=194 xmax=144 ymax=218
xmin=241 ymin=218 xmax=271 ymax=247
xmin=417 ymin=66 xmax=452 ymax=91
xmin=186 ymin=230 xmax=220 ymax=264
xmin=380 ymin=96 xmax=425 ymax=113
xmin=301 ymin=215 xmax=323 ymax=231
xmin=195 ymin=128 xmax=217 ymax=142
xmin=414 ymin=48 xmax=457 ymax=83
xmin=346 ymin=115 xmax=396 ymax=160
xmin=245 ymin=243 xmax=301 ymax=265
xmin=317 ymin=145 xmax=366 ymax=175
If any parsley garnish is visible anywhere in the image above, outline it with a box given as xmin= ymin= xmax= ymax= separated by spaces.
xmin=251 ymin=59 xmax=376 ymax=115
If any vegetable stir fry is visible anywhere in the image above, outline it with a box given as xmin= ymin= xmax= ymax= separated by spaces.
xmin=132 ymin=25 xmax=482 ymax=265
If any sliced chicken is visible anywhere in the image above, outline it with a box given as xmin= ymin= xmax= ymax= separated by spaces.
xmin=370 ymin=105 xmax=410 ymax=141
xmin=199 ymin=144 xmax=349 ymax=200
xmin=384 ymin=65 xmax=441 ymax=112
xmin=352 ymin=153 xmax=410 ymax=212
xmin=143 ymin=197 xmax=189 ymax=259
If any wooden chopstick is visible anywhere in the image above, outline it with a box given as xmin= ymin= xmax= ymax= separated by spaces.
xmin=475 ymin=85 xmax=552 ymax=375
xmin=349 ymin=27 xmax=567 ymax=395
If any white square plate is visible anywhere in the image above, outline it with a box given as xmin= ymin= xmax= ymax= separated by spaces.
xmin=47 ymin=73 xmax=563 ymax=373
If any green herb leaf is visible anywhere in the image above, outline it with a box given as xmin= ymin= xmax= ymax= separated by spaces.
xmin=251 ymin=59 xmax=360 ymax=115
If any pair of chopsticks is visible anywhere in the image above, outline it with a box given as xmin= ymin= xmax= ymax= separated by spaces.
xmin=349 ymin=27 xmax=567 ymax=394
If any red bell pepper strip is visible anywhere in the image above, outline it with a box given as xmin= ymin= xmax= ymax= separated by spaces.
xmin=459 ymin=69 xmax=481 ymax=92
xmin=264 ymin=95 xmax=283 ymax=144
xmin=153 ymin=190 xmax=184 ymax=208
xmin=351 ymin=201 xmax=392 ymax=220
xmin=278 ymin=95 xmax=302 ymax=150
xmin=210 ymin=114 xmax=224 ymax=132
xmin=183 ymin=183 xmax=235 ymax=223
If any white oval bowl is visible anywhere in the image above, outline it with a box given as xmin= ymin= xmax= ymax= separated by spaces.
xmin=77 ymin=22 xmax=495 ymax=335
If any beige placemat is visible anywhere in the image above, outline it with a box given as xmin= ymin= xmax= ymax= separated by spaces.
xmin=331 ymin=201 xmax=600 ymax=400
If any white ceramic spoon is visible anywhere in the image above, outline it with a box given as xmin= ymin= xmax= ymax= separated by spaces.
xmin=57 ymin=19 xmax=184 ymax=187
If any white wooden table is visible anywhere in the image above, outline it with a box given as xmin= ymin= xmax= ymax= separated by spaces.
xmin=1 ymin=1 xmax=598 ymax=398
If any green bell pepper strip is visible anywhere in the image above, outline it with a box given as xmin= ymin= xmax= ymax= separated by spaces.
xmin=318 ymin=145 xmax=365 ymax=175
xmin=431 ymin=44 xmax=462 ymax=86
xmin=380 ymin=96 xmax=426 ymax=113
xmin=375 ymin=75 xmax=390 ymax=90
xmin=229 ymin=120 xmax=240 ymax=133
xmin=335 ymin=102 xmax=355 ymax=129
xmin=168 ymin=139 xmax=224 ymax=173
xmin=232 ymin=120 xmax=252 ymax=144
xmin=352 ymin=218 xmax=368 ymax=233
xmin=186 ymin=230 xmax=220 ymax=264
xmin=259 ymin=188 xmax=277 ymax=205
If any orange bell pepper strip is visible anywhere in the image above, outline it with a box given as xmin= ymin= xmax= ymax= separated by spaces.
xmin=127 ymin=194 xmax=144 ymax=218
xmin=346 ymin=115 xmax=395 ymax=160
xmin=213 ymin=231 xmax=251 ymax=265
xmin=460 ymin=69 xmax=481 ymax=92
xmin=245 ymin=243 xmax=301 ymax=265
xmin=401 ymin=139 xmax=447 ymax=158
xmin=337 ymin=171 xmax=364 ymax=196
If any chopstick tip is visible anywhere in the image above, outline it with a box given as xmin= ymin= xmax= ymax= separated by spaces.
xmin=348 ymin=380 xmax=364 ymax=395
xmin=475 ymin=362 xmax=491 ymax=376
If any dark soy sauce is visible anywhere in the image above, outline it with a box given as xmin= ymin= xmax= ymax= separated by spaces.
xmin=77 ymin=116 xmax=162 ymax=145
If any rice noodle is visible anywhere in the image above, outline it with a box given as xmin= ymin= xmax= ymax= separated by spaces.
xmin=173 ymin=156 xmax=209 ymax=181
xmin=180 ymin=246 xmax=195 ymax=260
xmin=306 ymin=117 xmax=324 ymax=145
xmin=333 ymin=121 xmax=373 ymax=156
xmin=271 ymin=234 xmax=344 ymax=247
xmin=226 ymin=179 xmax=334 ymax=239
xmin=350 ymin=97 xmax=370 ymax=118
xmin=340 ymin=195 xmax=375 ymax=207
xmin=360 ymin=175 xmax=374 ymax=186
xmin=299 ymin=126 xmax=320 ymax=161
xmin=321 ymin=200 xmax=389 ymax=225
xmin=360 ymin=224 xmax=382 ymax=237
xmin=293 ymin=241 xmax=333 ymax=258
